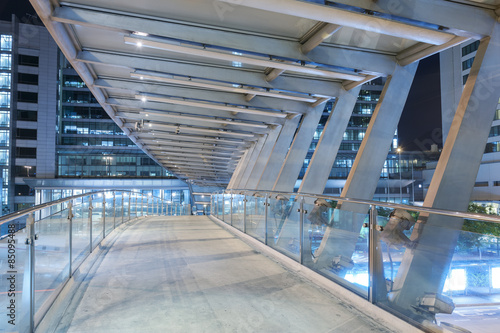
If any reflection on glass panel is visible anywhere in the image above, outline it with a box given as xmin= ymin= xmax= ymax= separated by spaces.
xmin=245 ymin=196 xmax=266 ymax=242
xmin=0 ymin=54 xmax=11 ymax=70
xmin=0 ymin=91 xmax=10 ymax=107
xmin=34 ymin=209 xmax=70 ymax=315
xmin=1 ymin=35 xmax=13 ymax=51
xmin=0 ymin=111 xmax=9 ymax=126
xmin=302 ymin=200 xmax=370 ymax=298
xmin=267 ymin=196 xmax=300 ymax=260
xmin=0 ymin=220 xmax=29 ymax=333
xmin=0 ymin=72 xmax=10 ymax=88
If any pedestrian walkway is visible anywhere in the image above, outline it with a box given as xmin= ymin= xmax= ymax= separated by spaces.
xmin=52 ymin=216 xmax=395 ymax=333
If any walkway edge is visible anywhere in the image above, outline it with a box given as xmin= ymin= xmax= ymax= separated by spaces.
xmin=209 ymin=215 xmax=424 ymax=333
xmin=36 ymin=217 xmax=145 ymax=333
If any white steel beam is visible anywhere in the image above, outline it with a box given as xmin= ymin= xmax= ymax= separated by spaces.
xmin=77 ymin=50 xmax=343 ymax=98
xmin=219 ymin=0 xmax=456 ymax=44
xmin=53 ymin=6 xmax=396 ymax=75
xmin=95 ymin=78 xmax=311 ymax=114
xmin=298 ymin=86 xmax=362 ymax=196
xmin=327 ymin=0 xmax=496 ymax=38
xmin=107 ymin=97 xmax=285 ymax=125
xmin=390 ymin=30 xmax=500 ymax=321
xmin=124 ymin=35 xmax=366 ymax=82
xmin=257 ymin=115 xmax=301 ymax=191
xmin=242 ymin=125 xmax=283 ymax=190
xmin=135 ymin=95 xmax=290 ymax=119
xmin=272 ymin=104 xmax=326 ymax=192
xmin=300 ymin=23 xmax=342 ymax=54
xmin=131 ymin=71 xmax=318 ymax=103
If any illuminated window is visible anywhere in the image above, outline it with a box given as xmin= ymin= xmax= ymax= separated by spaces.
xmin=0 ymin=91 xmax=10 ymax=107
xmin=0 ymin=73 xmax=10 ymax=88
xmin=0 ymin=35 xmax=12 ymax=51
xmin=0 ymin=54 xmax=11 ymax=70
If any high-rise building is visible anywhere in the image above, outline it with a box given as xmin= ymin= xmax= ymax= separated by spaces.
xmin=0 ymin=16 xmax=58 ymax=214
xmin=0 ymin=17 xmax=191 ymax=215
xmin=297 ymin=77 xmax=433 ymax=204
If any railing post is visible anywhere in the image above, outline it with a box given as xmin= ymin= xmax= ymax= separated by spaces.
xmin=369 ymin=204 xmax=380 ymax=304
xmin=157 ymin=198 xmax=159 ymax=215
xmin=243 ymin=196 xmax=247 ymax=234
xmin=113 ymin=192 xmax=116 ymax=229
xmin=135 ymin=193 xmax=138 ymax=217
xmin=141 ymin=194 xmax=144 ymax=216
xmin=264 ymin=195 xmax=269 ymax=245
xmin=67 ymin=201 xmax=74 ymax=277
xmin=25 ymin=213 xmax=36 ymax=333
xmin=122 ymin=192 xmax=125 ymax=225
xmin=102 ymin=194 xmax=106 ymax=239
xmin=299 ymin=196 xmax=304 ymax=265
xmin=230 ymin=194 xmax=233 ymax=226
xmin=222 ymin=193 xmax=225 ymax=221
xmin=89 ymin=196 xmax=93 ymax=253
xmin=128 ymin=193 xmax=131 ymax=221
xmin=161 ymin=198 xmax=164 ymax=216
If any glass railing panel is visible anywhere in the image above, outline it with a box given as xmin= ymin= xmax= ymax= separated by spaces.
xmin=267 ymin=195 xmax=300 ymax=261
xmin=218 ymin=194 xmax=223 ymax=219
xmin=104 ymin=193 xmax=114 ymax=237
xmin=114 ymin=192 xmax=123 ymax=226
xmin=34 ymin=207 xmax=70 ymax=317
xmin=302 ymin=200 xmax=370 ymax=298
xmin=223 ymin=194 xmax=231 ymax=222
xmin=131 ymin=195 xmax=138 ymax=218
xmin=245 ymin=195 xmax=266 ymax=242
xmin=231 ymin=195 xmax=244 ymax=231
xmin=72 ymin=197 xmax=89 ymax=271
xmin=0 ymin=219 xmax=29 ymax=333
xmin=91 ymin=194 xmax=104 ymax=249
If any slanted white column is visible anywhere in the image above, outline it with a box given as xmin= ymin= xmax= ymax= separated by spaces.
xmin=227 ymin=144 xmax=255 ymax=190
xmin=298 ymin=86 xmax=361 ymax=196
xmin=244 ymin=125 xmax=283 ymax=190
xmin=440 ymin=46 xmax=463 ymax=143
xmin=236 ymin=136 xmax=267 ymax=189
xmin=257 ymin=115 xmax=301 ymax=190
xmin=272 ymin=104 xmax=326 ymax=192
xmin=309 ymin=63 xmax=418 ymax=269
xmin=390 ymin=30 xmax=500 ymax=322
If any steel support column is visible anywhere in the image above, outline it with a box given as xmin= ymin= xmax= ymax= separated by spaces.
xmin=298 ymin=86 xmax=362 ymax=196
xmin=309 ymin=63 xmax=418 ymax=270
xmin=390 ymin=30 xmax=500 ymax=322
xmin=257 ymin=115 xmax=301 ymax=190
xmin=236 ymin=136 xmax=268 ymax=189
xmin=243 ymin=125 xmax=283 ymax=190
xmin=272 ymin=104 xmax=326 ymax=192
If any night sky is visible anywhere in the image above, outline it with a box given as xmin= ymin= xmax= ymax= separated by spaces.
xmin=0 ymin=0 xmax=36 ymax=21
xmin=2 ymin=0 xmax=443 ymax=150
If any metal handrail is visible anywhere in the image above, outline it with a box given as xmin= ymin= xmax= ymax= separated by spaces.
xmin=0 ymin=190 xmax=184 ymax=226
xmin=226 ymin=189 xmax=500 ymax=224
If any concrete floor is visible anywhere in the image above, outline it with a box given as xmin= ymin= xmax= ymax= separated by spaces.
xmin=54 ymin=216 xmax=394 ymax=333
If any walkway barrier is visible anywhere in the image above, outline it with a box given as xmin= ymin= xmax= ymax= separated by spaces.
xmin=212 ymin=190 xmax=500 ymax=333
xmin=0 ymin=190 xmax=189 ymax=333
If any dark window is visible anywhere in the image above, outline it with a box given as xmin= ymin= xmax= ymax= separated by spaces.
xmin=18 ymin=73 xmax=38 ymax=85
xmin=485 ymin=142 xmax=500 ymax=153
xmin=462 ymin=40 xmax=480 ymax=57
xmin=17 ymin=91 xmax=38 ymax=103
xmin=489 ymin=125 xmax=500 ymax=137
xmin=462 ymin=74 xmax=469 ymax=85
xmin=17 ymin=110 xmax=37 ymax=121
xmin=16 ymin=128 xmax=37 ymax=140
xmin=494 ymin=181 xmax=500 ymax=187
xmin=63 ymin=74 xmax=86 ymax=88
xmin=62 ymin=90 xmax=97 ymax=104
xmin=474 ymin=181 xmax=489 ymax=187
xmin=14 ymin=165 xmax=36 ymax=177
xmin=16 ymin=147 xmax=36 ymax=158
xmin=14 ymin=184 xmax=34 ymax=196
xmin=462 ymin=58 xmax=474 ymax=71
xmin=18 ymin=54 xmax=39 ymax=67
